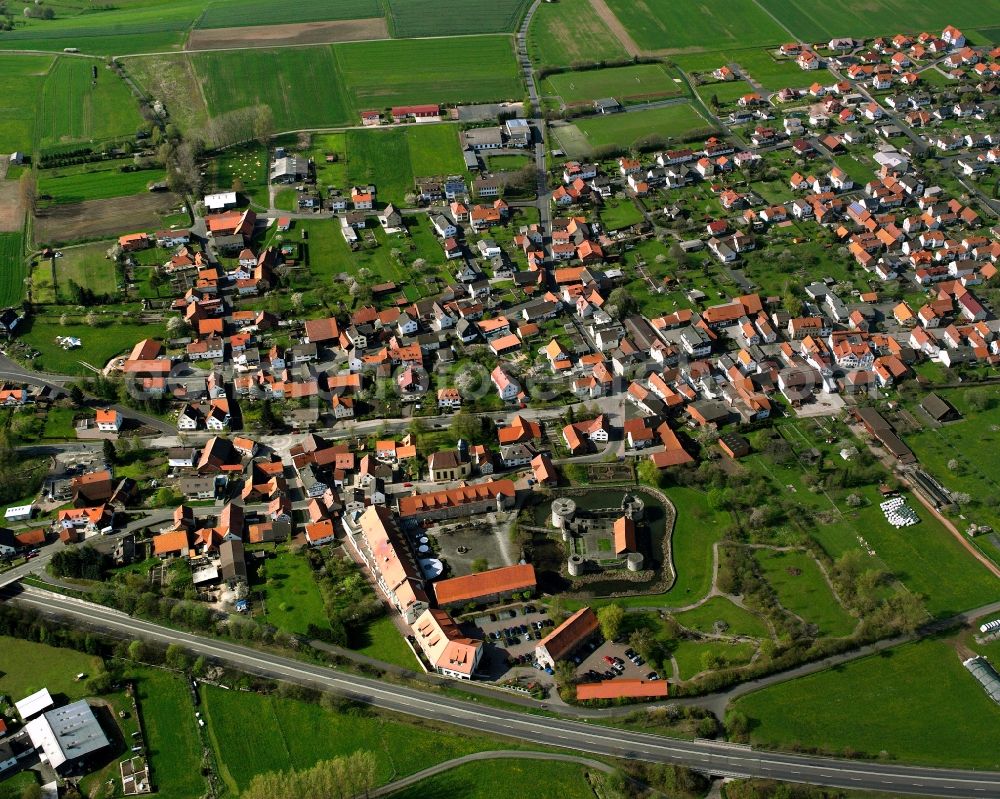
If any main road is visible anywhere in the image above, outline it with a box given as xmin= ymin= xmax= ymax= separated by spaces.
xmin=9 ymin=586 xmax=1000 ymax=799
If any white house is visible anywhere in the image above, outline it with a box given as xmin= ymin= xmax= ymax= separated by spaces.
xmin=95 ymin=408 xmax=122 ymax=433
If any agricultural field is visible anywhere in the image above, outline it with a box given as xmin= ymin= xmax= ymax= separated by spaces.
xmin=333 ymin=36 xmax=523 ymax=113
xmin=674 ymin=48 xmax=835 ymax=90
xmin=197 ymin=0 xmax=380 ymax=28
xmin=528 ymin=0 xmax=629 ymax=68
xmin=734 ymin=639 xmax=1000 ymax=769
xmin=345 ymin=125 xmax=466 ymax=205
xmin=752 ymin=548 xmax=857 ymax=637
xmin=31 ymin=242 xmax=119 ymax=304
xmin=555 ymin=103 xmax=712 ymax=156
xmin=673 ymin=596 xmax=771 ymax=639
xmin=19 ymin=316 xmax=167 ymax=374
xmin=124 ymin=54 xmax=210 ymax=134
xmin=603 ymin=0 xmax=788 ymax=52
xmin=200 ymin=684 xmax=531 ymax=794
xmin=387 ymin=0 xmax=531 ymax=37
xmin=37 ymin=161 xmax=162 ymax=205
xmin=389 ymin=759 xmax=597 ymax=799
xmin=193 ymin=46 xmax=353 ymax=131
xmin=543 ymin=63 xmax=682 ymax=106
xmin=756 ymin=0 xmax=998 ymax=42
xmin=36 ymin=58 xmax=143 ymax=150
xmin=0 ymin=233 xmax=26 ymax=306
xmin=0 ymin=55 xmax=55 ymax=153
xmin=34 ymin=191 xmax=184 ymax=246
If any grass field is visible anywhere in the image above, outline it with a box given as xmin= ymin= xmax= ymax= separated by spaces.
xmin=354 ymin=615 xmax=418 ymax=668
xmin=0 ymin=233 xmax=26 ymax=306
xmin=0 ymin=635 xmax=101 ymax=700
xmin=673 ymin=596 xmax=771 ymax=639
xmin=252 ymin=549 xmax=329 ymax=636
xmin=753 ymin=548 xmax=856 ymax=637
xmin=36 ymin=58 xmax=143 ymax=149
xmin=528 ymin=0 xmax=629 ymax=68
xmin=194 ymin=46 xmax=354 ymax=131
xmin=555 ymin=103 xmax=712 ymax=156
xmin=387 ymin=0 xmax=530 ymax=37
xmin=599 ymin=197 xmax=644 ymax=230
xmin=198 ymin=0 xmax=380 ymax=28
xmin=0 ymin=54 xmax=54 ymax=152
xmin=124 ymin=54 xmax=210 ymax=134
xmin=345 ymin=125 xmax=465 ymax=205
xmin=135 ymin=668 xmax=207 ymax=798
xmin=0 ymin=772 xmax=37 ymax=799
xmin=543 ymin=64 xmax=682 ymax=106
xmin=674 ymin=48 xmax=834 ymax=90
xmin=673 ymin=639 xmax=757 ymax=679
xmin=32 ymin=242 xmax=118 ymax=304
xmin=603 ymin=0 xmax=788 ymax=52
xmin=38 ymin=161 xmax=163 ymax=205
xmin=334 ymin=36 xmax=522 ymax=112
xmin=20 ymin=316 xmax=167 ymax=374
xmin=487 ymin=154 xmax=532 ymax=171
xmin=756 ymin=0 xmax=1000 ymax=42
xmin=201 ymin=684 xmax=533 ymax=793
xmin=388 ymin=759 xmax=596 ymax=799
xmin=735 ymin=638 xmax=1000 ymax=768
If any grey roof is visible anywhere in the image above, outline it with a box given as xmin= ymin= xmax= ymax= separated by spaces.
xmin=25 ymin=700 xmax=110 ymax=770
xmin=964 ymin=656 xmax=1000 ymax=704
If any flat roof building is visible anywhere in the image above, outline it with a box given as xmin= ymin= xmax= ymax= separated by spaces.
xmin=25 ymin=700 xmax=110 ymax=772
xmin=15 ymin=688 xmax=54 ymax=720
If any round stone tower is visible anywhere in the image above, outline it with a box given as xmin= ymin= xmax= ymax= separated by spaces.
xmin=551 ymin=497 xmax=577 ymax=529
xmin=567 ymin=553 xmax=585 ymax=577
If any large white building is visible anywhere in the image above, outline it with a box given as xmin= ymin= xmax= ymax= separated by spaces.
xmin=25 ymin=700 xmax=110 ymax=772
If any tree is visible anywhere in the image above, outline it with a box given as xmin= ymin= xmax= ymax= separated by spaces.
xmin=102 ymin=438 xmax=117 ymax=465
xmin=69 ymin=384 xmax=84 ymax=407
xmin=471 ymin=558 xmax=489 ymax=573
xmin=128 ymin=640 xmax=147 ymax=662
xmin=254 ymin=104 xmax=274 ymax=147
xmin=607 ymin=287 xmax=638 ymax=319
xmin=290 ymin=292 xmax=304 ymax=311
xmin=166 ymin=315 xmax=186 ymax=335
xmin=165 ymin=643 xmax=189 ymax=671
xmin=597 ymin=603 xmax=625 ymax=641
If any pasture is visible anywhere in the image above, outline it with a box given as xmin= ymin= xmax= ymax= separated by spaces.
xmin=734 ymin=639 xmax=1000 ymax=769
xmin=0 ymin=635 xmax=101 ymax=701
xmin=37 ymin=162 xmax=162 ymax=205
xmin=756 ymin=0 xmax=999 ymax=42
xmin=36 ymin=58 xmax=143 ymax=149
xmin=197 ymin=0 xmax=380 ymax=28
xmin=528 ymin=0 xmax=629 ymax=68
xmin=0 ymin=233 xmax=26 ymax=306
xmin=387 ymin=0 xmax=531 ymax=37
xmin=193 ymin=46 xmax=353 ymax=131
xmin=602 ymin=0 xmax=788 ymax=52
xmin=543 ymin=63 xmax=682 ymax=106
xmin=333 ymin=36 xmax=523 ymax=112
xmin=19 ymin=316 xmax=167 ymax=374
xmin=32 ymin=242 xmax=118 ymax=304
xmin=345 ymin=125 xmax=466 ymax=204
xmin=0 ymin=55 xmax=54 ymax=153
xmin=556 ymin=103 xmax=713 ymax=156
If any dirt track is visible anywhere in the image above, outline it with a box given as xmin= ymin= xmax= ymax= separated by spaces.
xmin=588 ymin=0 xmax=642 ymax=57
xmin=34 ymin=192 xmax=182 ymax=245
xmin=186 ymin=18 xmax=388 ymax=50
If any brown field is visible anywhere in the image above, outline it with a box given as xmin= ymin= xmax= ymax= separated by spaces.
xmin=34 ymin=191 xmax=182 ymax=245
xmin=185 ymin=18 xmax=388 ymax=50
xmin=0 ymin=181 xmax=24 ymax=232
xmin=588 ymin=0 xmax=641 ymax=56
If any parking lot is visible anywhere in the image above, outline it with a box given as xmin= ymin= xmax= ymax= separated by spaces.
xmin=575 ymin=638 xmax=661 ymax=683
xmin=464 ymin=604 xmax=553 ymax=668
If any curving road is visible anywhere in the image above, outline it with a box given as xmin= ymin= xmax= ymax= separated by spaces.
xmin=9 ymin=586 xmax=1000 ymax=798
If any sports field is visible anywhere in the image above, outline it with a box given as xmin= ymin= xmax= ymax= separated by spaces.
xmin=345 ymin=125 xmax=466 ymax=204
xmin=756 ymin=0 xmax=1000 ymax=42
xmin=603 ymin=0 xmax=788 ymax=52
xmin=197 ymin=0 xmax=380 ymax=28
xmin=555 ymin=103 xmax=712 ymax=156
xmin=543 ymin=64 xmax=682 ymax=106
xmin=734 ymin=639 xmax=1000 ymax=769
xmin=387 ymin=0 xmax=531 ymax=37
xmin=528 ymin=0 xmax=629 ymax=68
xmin=0 ymin=55 xmax=55 ymax=153
xmin=334 ymin=36 xmax=523 ymax=112
xmin=0 ymin=233 xmax=26 ymax=306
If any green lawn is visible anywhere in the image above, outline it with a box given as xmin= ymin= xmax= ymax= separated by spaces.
xmin=36 ymin=57 xmax=143 ymax=150
xmin=0 ymin=233 xmax=26 ymax=307
xmin=0 ymin=54 xmax=55 ymax=152
xmin=673 ymin=597 xmax=771 ymax=639
xmin=201 ymin=684 xmax=536 ymax=794
xmin=334 ymin=36 xmax=523 ymax=113
xmin=354 ymin=615 xmax=418 ymax=668
xmin=345 ymin=125 xmax=465 ymax=205
xmin=134 ymin=667 xmax=207 ymax=798
xmin=487 ymin=154 xmax=532 ymax=172
xmin=735 ymin=638 xmax=1000 ymax=768
xmin=752 ymin=548 xmax=856 ymax=637
xmin=19 ymin=316 xmax=167 ymax=375
xmin=252 ymin=549 xmax=329 ymax=636
xmin=544 ymin=64 xmax=682 ymax=106
xmin=38 ymin=161 xmax=163 ymax=205
xmin=387 ymin=0 xmax=531 ymax=36
xmin=557 ymin=103 xmax=712 ymax=156
xmin=0 ymin=635 xmax=102 ymax=701
xmin=527 ymin=0 xmax=628 ymax=68
xmin=599 ymin=197 xmax=643 ymax=230
xmin=756 ymin=0 xmax=999 ymax=42
xmin=675 ymin=48 xmax=835 ymax=91
xmin=0 ymin=772 xmax=37 ymax=799
xmin=32 ymin=242 xmax=119 ymax=304
xmin=42 ymin=406 xmax=81 ymax=439
xmin=206 ymin=143 xmax=268 ymax=205
xmin=603 ymin=0 xmax=788 ymax=51
xmin=387 ymin=759 xmax=597 ymax=799
xmin=673 ymin=639 xmax=757 ymax=680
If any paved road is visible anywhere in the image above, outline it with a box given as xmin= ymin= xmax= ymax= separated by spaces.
xmin=9 ymin=587 xmax=1000 ymax=798
xmin=515 ymin=0 xmax=551 ymax=236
